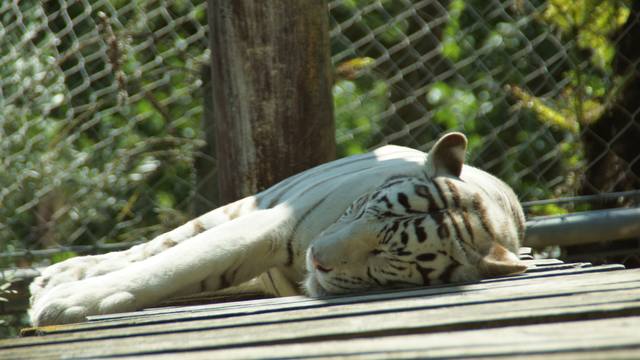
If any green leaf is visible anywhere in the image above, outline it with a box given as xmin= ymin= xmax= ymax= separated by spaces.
xmin=442 ymin=39 xmax=461 ymax=62
xmin=156 ymin=191 xmax=176 ymax=209
xmin=51 ymin=251 xmax=78 ymax=264
xmin=427 ymin=82 xmax=452 ymax=105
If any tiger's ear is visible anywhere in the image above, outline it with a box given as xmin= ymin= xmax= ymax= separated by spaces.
xmin=426 ymin=132 xmax=467 ymax=177
xmin=478 ymin=243 xmax=528 ymax=277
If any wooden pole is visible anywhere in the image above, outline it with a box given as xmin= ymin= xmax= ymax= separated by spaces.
xmin=208 ymin=0 xmax=335 ymax=203
xmin=193 ymin=64 xmax=219 ymax=215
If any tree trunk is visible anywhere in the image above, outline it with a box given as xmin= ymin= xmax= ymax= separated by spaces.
xmin=193 ymin=64 xmax=219 ymax=215
xmin=208 ymin=0 xmax=335 ymax=204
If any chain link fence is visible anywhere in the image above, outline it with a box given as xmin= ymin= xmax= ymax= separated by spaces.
xmin=2 ymin=0 xmax=639 ymax=335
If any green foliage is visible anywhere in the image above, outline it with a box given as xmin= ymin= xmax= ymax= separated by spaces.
xmin=0 ymin=280 xmax=17 ymax=333
xmin=511 ymin=0 xmax=629 ymax=134
xmin=427 ymin=82 xmax=480 ymax=132
xmin=441 ymin=0 xmax=465 ymax=61
xmin=51 ymin=251 xmax=79 ymax=264
xmin=334 ymin=77 xmax=388 ymax=156
xmin=529 ymin=203 xmax=569 ymax=217
xmin=1 ymin=0 xmax=209 ymax=255
xmin=444 ymin=1 xmax=628 ymax=208
xmin=508 ymin=85 xmax=580 ymax=133
xmin=543 ymin=0 xmax=630 ymax=69
xmin=0 ymin=282 xmax=15 ymax=304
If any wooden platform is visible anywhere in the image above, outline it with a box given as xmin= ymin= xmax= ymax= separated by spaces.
xmin=2 ymin=249 xmax=640 ymax=359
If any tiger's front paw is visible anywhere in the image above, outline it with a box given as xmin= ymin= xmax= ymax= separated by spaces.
xmin=30 ymin=256 xmax=98 ymax=302
xmin=30 ymin=277 xmax=138 ymax=326
xmin=30 ymin=253 xmax=134 ymax=305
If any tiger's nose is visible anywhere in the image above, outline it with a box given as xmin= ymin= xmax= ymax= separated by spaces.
xmin=310 ymin=248 xmax=333 ymax=273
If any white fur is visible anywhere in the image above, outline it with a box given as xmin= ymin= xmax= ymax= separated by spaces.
xmin=29 ymin=133 xmax=524 ymax=326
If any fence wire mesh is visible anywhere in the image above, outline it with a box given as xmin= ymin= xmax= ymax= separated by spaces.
xmin=1 ymin=0 xmax=640 ymax=334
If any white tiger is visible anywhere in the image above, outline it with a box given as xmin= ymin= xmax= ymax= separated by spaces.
xmin=29 ymin=132 xmax=527 ymax=326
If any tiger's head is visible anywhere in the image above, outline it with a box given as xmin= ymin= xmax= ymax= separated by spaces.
xmin=304 ymin=132 xmax=527 ymax=297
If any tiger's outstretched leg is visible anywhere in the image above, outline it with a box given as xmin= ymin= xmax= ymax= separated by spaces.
xmin=30 ymin=205 xmax=291 ymax=326
xmin=29 ymin=197 xmax=258 ymax=307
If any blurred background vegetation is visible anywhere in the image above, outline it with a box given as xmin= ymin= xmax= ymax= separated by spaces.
xmin=1 ymin=0 xmax=638 ymax=336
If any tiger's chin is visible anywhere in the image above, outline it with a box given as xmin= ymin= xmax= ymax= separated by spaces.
xmin=302 ymin=271 xmax=344 ymax=297
xmin=302 ymin=272 xmax=331 ymax=297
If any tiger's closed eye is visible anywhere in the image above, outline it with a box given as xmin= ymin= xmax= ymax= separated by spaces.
xmin=370 ymin=249 xmax=384 ymax=256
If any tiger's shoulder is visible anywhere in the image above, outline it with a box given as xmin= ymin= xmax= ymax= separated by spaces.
xmin=253 ymin=145 xmax=429 ymax=209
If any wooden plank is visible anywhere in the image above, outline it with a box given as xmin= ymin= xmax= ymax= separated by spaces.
xmin=24 ymin=271 xmax=640 ymax=340
xmin=77 ymin=262 xmax=621 ymax=325
xmin=15 ymin=269 xmax=630 ymax=339
xmin=4 ymin=290 xmax=640 ymax=359
xmin=2 ymin=249 xmax=539 ymax=316
xmin=521 ymin=262 xmax=592 ymax=273
xmin=22 ymin=264 xmax=632 ymax=335
xmin=518 ymin=247 xmax=532 ymax=256
xmin=518 ymin=247 xmax=534 ymax=260
xmin=3 ymin=269 xmax=640 ymax=358
xmin=11 ymin=257 xmax=571 ymax=326
xmin=482 ymin=263 xmax=623 ymax=284
xmin=155 ymin=291 xmax=270 ymax=308
xmin=520 ymin=258 xmax=566 ymax=266
xmin=113 ymin=316 xmax=640 ymax=360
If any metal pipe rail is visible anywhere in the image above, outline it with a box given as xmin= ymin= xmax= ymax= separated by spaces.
xmin=524 ymin=207 xmax=640 ymax=248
